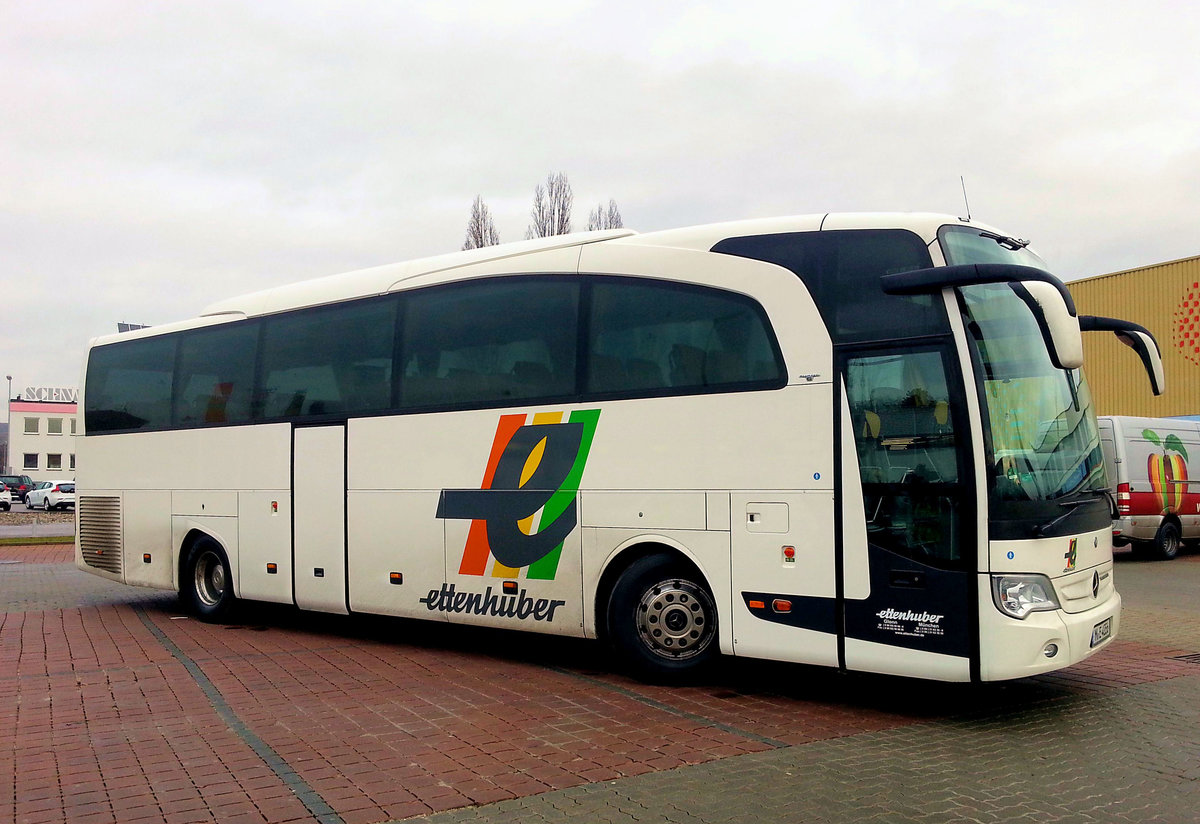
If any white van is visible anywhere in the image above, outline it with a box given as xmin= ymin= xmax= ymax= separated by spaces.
xmin=1098 ymin=415 xmax=1200 ymax=560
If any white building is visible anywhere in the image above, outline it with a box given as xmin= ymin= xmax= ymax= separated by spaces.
xmin=9 ymin=397 xmax=78 ymax=480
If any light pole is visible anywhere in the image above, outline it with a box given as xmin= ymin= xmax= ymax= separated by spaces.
xmin=4 ymin=375 xmax=10 ymax=474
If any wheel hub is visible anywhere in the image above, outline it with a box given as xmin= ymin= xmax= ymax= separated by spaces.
xmin=635 ymin=577 xmax=715 ymax=660
xmin=195 ymin=550 xmax=226 ymax=607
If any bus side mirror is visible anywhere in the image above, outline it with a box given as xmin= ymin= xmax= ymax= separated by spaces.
xmin=879 ymin=264 xmax=1085 ymax=371
xmin=1079 ymin=316 xmax=1165 ymax=396
xmin=1008 ymin=281 xmax=1084 ymax=370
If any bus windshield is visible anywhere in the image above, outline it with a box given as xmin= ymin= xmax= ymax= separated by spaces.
xmin=939 ymin=224 xmax=1047 ymax=269
xmin=958 ymin=283 xmax=1106 ymax=503
xmin=939 ymin=223 xmax=1106 ymax=506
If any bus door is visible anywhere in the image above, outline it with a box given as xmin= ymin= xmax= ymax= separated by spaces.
xmin=838 ymin=343 xmax=977 ymax=681
xmin=293 ymin=424 xmax=349 ymax=614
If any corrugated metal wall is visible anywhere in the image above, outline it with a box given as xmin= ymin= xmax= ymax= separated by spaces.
xmin=1068 ymin=255 xmax=1200 ymax=417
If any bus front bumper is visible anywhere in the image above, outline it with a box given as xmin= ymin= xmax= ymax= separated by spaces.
xmin=978 ymin=578 xmax=1121 ymax=681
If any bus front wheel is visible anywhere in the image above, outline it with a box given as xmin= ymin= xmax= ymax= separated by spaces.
xmin=606 ymin=554 xmax=718 ymax=681
xmin=182 ymin=538 xmax=237 ymax=621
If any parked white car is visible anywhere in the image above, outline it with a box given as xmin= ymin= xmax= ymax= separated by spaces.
xmin=0 ymin=487 xmax=11 ymax=511
xmin=25 ymin=480 xmax=76 ymax=511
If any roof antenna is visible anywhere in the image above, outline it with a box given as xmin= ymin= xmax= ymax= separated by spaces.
xmin=959 ymin=176 xmax=972 ymax=222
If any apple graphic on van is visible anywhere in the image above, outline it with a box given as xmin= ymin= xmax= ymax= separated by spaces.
xmin=1143 ymin=428 xmax=1189 ymax=514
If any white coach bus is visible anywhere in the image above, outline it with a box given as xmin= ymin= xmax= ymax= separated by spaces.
xmin=76 ymin=213 xmax=1164 ymax=682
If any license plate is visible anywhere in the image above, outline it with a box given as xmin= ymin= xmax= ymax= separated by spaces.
xmin=1090 ymin=617 xmax=1113 ymax=648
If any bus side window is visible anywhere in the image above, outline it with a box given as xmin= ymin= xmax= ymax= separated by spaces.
xmin=587 ymin=280 xmax=782 ymax=396
xmin=398 ymin=278 xmax=579 ymax=410
xmin=85 ymin=335 xmax=176 ymax=432
xmin=173 ymin=324 xmax=257 ymax=426
xmin=258 ymin=296 xmax=396 ymax=419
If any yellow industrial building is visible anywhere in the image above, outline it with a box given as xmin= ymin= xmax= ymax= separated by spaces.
xmin=1069 ymin=254 xmax=1200 ymax=419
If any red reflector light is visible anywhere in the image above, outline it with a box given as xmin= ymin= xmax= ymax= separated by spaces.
xmin=782 ymin=546 xmax=796 ymax=559
xmin=772 ymin=599 xmax=792 ymax=613
xmin=748 ymin=599 xmax=766 ymax=610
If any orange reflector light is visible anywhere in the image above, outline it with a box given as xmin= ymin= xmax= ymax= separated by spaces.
xmin=772 ymin=599 xmax=792 ymax=613
xmin=389 ymin=572 xmax=403 ymax=584
xmin=143 ymin=554 xmax=151 ymax=564
xmin=502 ymin=580 xmax=518 ymax=594
xmin=266 ymin=563 xmax=277 ymax=574
xmin=748 ymin=599 xmax=766 ymax=610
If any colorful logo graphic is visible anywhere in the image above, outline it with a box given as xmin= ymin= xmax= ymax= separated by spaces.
xmin=1172 ymin=281 xmax=1200 ymax=366
xmin=437 ymin=410 xmax=600 ymax=580
xmin=1064 ymin=537 xmax=1078 ymax=572
xmin=1144 ymin=428 xmax=1190 ymax=514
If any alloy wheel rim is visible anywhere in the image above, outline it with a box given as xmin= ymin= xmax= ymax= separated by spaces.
xmin=194 ymin=550 xmax=226 ymax=607
xmin=635 ymin=577 xmax=715 ymax=660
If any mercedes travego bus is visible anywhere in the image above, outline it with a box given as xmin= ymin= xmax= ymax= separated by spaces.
xmin=76 ymin=213 xmax=1164 ymax=682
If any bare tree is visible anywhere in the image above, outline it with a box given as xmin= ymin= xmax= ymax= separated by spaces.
xmin=587 ymin=199 xmax=623 ymax=231
xmin=525 ymin=172 xmax=573 ymax=239
xmin=462 ymin=195 xmax=501 ymax=250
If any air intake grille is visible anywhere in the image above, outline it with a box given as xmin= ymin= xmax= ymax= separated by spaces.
xmin=79 ymin=496 xmax=122 ymax=575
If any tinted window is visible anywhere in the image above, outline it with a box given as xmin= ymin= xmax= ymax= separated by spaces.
xmin=587 ymin=280 xmax=783 ymax=395
xmin=846 ymin=346 xmax=964 ymax=568
xmin=259 ymin=297 xmax=397 ymax=419
xmin=174 ymin=323 xmax=258 ymax=426
xmin=85 ymin=336 xmax=176 ymax=432
xmin=399 ymin=279 xmax=579 ymax=409
xmin=938 ymin=224 xmax=1047 ymax=268
xmin=713 ymin=229 xmax=942 ymax=343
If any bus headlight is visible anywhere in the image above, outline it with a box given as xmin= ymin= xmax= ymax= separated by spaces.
xmin=991 ymin=574 xmax=1060 ymax=619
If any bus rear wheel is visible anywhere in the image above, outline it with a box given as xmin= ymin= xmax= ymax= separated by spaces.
xmin=182 ymin=538 xmax=236 ymax=621
xmin=606 ymin=554 xmax=718 ymax=681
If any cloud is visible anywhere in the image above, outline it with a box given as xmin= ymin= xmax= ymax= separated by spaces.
xmin=2 ymin=0 xmax=1199 ymax=389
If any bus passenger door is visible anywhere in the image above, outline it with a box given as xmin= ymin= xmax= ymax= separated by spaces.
xmin=839 ymin=344 xmax=975 ymax=681
xmin=293 ymin=424 xmax=349 ymax=614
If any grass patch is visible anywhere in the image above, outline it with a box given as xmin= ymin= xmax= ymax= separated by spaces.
xmin=0 ymin=535 xmax=75 ymax=547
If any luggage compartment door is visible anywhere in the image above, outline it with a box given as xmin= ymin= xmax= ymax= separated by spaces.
xmin=293 ymin=424 xmax=349 ymax=614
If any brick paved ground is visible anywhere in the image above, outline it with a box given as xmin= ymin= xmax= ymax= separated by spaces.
xmin=2 ymin=545 xmax=1199 ymax=824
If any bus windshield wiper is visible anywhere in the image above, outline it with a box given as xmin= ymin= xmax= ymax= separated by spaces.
xmin=978 ymin=230 xmax=1030 ymax=251
xmin=1033 ymin=498 xmax=1091 ymax=537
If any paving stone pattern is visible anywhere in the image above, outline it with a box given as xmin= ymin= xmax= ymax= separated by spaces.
xmin=2 ymin=546 xmax=1199 ymax=823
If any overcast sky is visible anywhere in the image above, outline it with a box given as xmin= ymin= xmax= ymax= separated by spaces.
xmin=3 ymin=0 xmax=1199 ymax=404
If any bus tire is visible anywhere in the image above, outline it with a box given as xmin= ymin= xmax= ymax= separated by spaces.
xmin=182 ymin=537 xmax=237 ymax=621
xmin=606 ymin=554 xmax=718 ymax=681
xmin=1151 ymin=521 xmax=1181 ymax=561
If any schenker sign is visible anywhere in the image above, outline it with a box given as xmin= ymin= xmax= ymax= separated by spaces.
xmin=23 ymin=387 xmax=78 ymax=403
